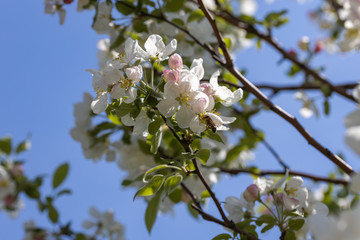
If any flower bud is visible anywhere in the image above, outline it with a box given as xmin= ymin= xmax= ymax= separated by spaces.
xmin=314 ymin=41 xmax=324 ymax=53
xmin=4 ymin=195 xmax=15 ymax=207
xmin=64 ymin=0 xmax=74 ymax=4
xmin=200 ymin=83 xmax=215 ymax=96
xmin=273 ymin=193 xmax=284 ymax=206
xmin=125 ymin=65 xmax=143 ymax=83
xmin=11 ymin=163 xmax=23 ymax=178
xmin=288 ymin=49 xmax=297 ymax=58
xmin=243 ymin=184 xmax=260 ymax=202
xmin=298 ymin=36 xmax=310 ymax=51
xmin=168 ymin=53 xmax=183 ymax=70
xmin=163 ymin=69 xmax=180 ymax=82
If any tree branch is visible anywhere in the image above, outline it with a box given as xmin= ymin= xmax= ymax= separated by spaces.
xmin=219 ymin=168 xmax=349 ymax=185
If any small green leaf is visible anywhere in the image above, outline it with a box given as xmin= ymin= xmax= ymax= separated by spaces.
xmin=284 ymin=230 xmax=296 ymax=240
xmin=164 ymin=175 xmax=183 ymax=194
xmin=145 ymin=193 xmax=161 ymax=233
xmin=148 ymin=118 xmax=163 ymax=135
xmin=133 ymin=18 xmax=148 ymax=33
xmin=134 ymin=175 xmax=165 ymax=200
xmin=143 ymin=165 xmax=181 ymax=182
xmin=201 ymin=190 xmax=210 ymax=199
xmin=15 ymin=140 xmax=31 ymax=154
xmin=164 ymin=0 xmax=185 ymax=12
xmin=188 ymin=9 xmax=204 ymax=22
xmin=255 ymin=214 xmax=275 ymax=226
xmin=168 ymin=188 xmax=182 ymax=203
xmin=115 ymin=0 xmax=135 ymax=15
xmin=116 ymin=102 xmax=135 ymax=117
xmin=52 ymin=163 xmax=69 ymax=189
xmin=0 ymin=137 xmax=11 ymax=155
xmin=196 ymin=149 xmax=210 ymax=165
xmin=324 ymin=100 xmax=330 ymax=115
xmin=261 ymin=223 xmax=274 ymax=233
xmin=288 ymin=218 xmax=305 ymax=231
xmin=56 ymin=189 xmax=72 ymax=197
xmin=25 ymin=186 xmax=40 ymax=199
xmin=48 ymin=205 xmax=59 ymax=223
xmin=211 ymin=233 xmax=232 ymax=240
xmin=150 ymin=129 xmax=163 ymax=154
xmin=75 ymin=234 xmax=87 ymax=240
xmin=203 ymin=131 xmax=224 ymax=143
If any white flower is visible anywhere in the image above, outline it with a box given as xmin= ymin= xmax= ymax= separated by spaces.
xmin=353 ymin=83 xmax=360 ymax=102
xmin=350 ymin=172 xmax=360 ymax=194
xmin=44 ymin=0 xmax=66 ymax=25
xmin=96 ymin=38 xmax=119 ymax=68
xmin=309 ymin=203 xmax=360 ymax=240
xmin=93 ymin=1 xmax=112 ymax=34
xmin=77 ymin=0 xmax=90 ymax=12
xmin=0 ymin=166 xmax=16 ymax=201
xmin=240 ymin=0 xmax=258 ymax=16
xmin=254 ymin=177 xmax=274 ymax=195
xmin=136 ymin=34 xmax=177 ymax=62
xmin=121 ymin=110 xmax=152 ymax=137
xmin=200 ymin=70 xmax=243 ymax=109
xmin=344 ymin=109 xmax=360 ymax=155
xmin=224 ymin=196 xmax=244 ymax=223
xmin=294 ymin=91 xmax=314 ymax=118
xmin=108 ymin=38 xmax=142 ymax=69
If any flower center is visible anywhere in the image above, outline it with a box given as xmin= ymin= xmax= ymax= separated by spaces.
xmin=0 ymin=179 xmax=9 ymax=188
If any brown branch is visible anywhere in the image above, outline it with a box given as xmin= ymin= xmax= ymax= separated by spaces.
xmin=210 ymin=8 xmax=356 ymax=103
xmin=196 ymin=0 xmax=354 ymax=175
xmin=219 ymin=168 xmax=349 ymax=185
xmin=255 ymin=82 xmax=357 ymax=92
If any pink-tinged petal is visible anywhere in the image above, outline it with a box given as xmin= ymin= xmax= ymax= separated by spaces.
xmin=125 ymin=65 xmax=143 ymax=83
xmin=91 ymin=93 xmax=108 ymax=114
xmin=205 ymin=96 xmax=215 ymax=112
xmin=190 ymin=92 xmax=209 ymax=114
xmin=168 ymin=53 xmax=183 ymax=70
xmin=110 ymin=84 xmax=125 ymax=99
xmin=163 ymin=69 xmax=180 ymax=82
xmin=157 ymin=99 xmax=179 ymax=117
xmin=176 ymin=105 xmax=196 ymax=129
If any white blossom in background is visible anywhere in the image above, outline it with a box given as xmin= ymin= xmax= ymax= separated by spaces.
xmin=93 ymin=1 xmax=113 ymax=34
xmin=44 ymin=0 xmax=66 ymax=25
xmin=240 ymin=0 xmax=258 ymax=16
xmin=294 ymin=91 xmax=314 ymax=118
xmin=353 ymin=83 xmax=360 ymax=102
xmin=344 ymin=108 xmax=360 ymax=155
xmin=83 ymin=207 xmax=126 ymax=240
xmin=77 ymin=0 xmax=90 ymax=12
xmin=350 ymin=172 xmax=360 ymax=193
xmin=0 ymin=166 xmax=16 ymax=201
xmin=96 ymin=38 xmax=119 ymax=68
xmin=309 ymin=203 xmax=360 ymax=240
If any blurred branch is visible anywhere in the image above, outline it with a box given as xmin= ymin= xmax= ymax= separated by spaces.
xmin=219 ymin=168 xmax=349 ymax=185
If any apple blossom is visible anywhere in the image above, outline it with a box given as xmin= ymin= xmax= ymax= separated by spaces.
xmin=0 ymin=166 xmax=16 ymax=201
xmin=168 ymin=54 xmax=183 ymax=70
xmin=136 ymin=34 xmax=177 ymax=62
xmin=243 ymin=184 xmax=260 ymax=202
xmin=92 ymin=1 xmax=113 ymax=34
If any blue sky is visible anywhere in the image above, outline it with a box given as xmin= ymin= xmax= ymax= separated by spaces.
xmin=1 ymin=0 xmax=360 ymax=239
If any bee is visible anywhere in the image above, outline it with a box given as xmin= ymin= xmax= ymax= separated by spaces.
xmin=203 ymin=115 xmax=217 ymax=133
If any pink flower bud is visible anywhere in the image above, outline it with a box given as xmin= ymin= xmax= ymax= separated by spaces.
xmin=168 ymin=54 xmax=183 ymax=70
xmin=314 ymin=41 xmax=324 ymax=54
xmin=200 ymin=83 xmax=215 ymax=96
xmin=273 ymin=193 xmax=284 ymax=205
xmin=4 ymin=195 xmax=15 ymax=207
xmin=64 ymin=0 xmax=74 ymax=4
xmin=288 ymin=49 xmax=297 ymax=58
xmin=163 ymin=69 xmax=180 ymax=82
xmin=243 ymin=184 xmax=260 ymax=202
xmin=192 ymin=97 xmax=209 ymax=114
xmin=11 ymin=163 xmax=23 ymax=178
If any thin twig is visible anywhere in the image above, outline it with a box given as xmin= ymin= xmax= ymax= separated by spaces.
xmin=196 ymin=0 xmax=354 ymax=175
xmin=219 ymin=168 xmax=349 ymax=185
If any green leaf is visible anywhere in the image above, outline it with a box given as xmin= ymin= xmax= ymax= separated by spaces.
xmin=115 ymin=0 xmax=135 ymax=15
xmin=133 ymin=18 xmax=148 ymax=33
xmin=172 ymin=18 xmax=184 ymax=27
xmin=168 ymin=188 xmax=182 ymax=203
xmin=164 ymin=0 xmax=185 ymax=12
xmin=15 ymin=140 xmax=30 ymax=154
xmin=324 ymin=99 xmax=330 ymax=115
xmin=145 ymin=193 xmax=161 ymax=233
xmin=261 ymin=223 xmax=274 ymax=233
xmin=201 ymin=190 xmax=211 ymax=199
xmin=138 ymin=140 xmax=151 ymax=155
xmin=288 ymin=218 xmax=305 ymax=231
xmin=116 ymin=102 xmax=135 ymax=117
xmin=0 ymin=137 xmax=11 ymax=155
xmin=150 ymin=129 xmax=163 ymax=154
xmin=52 ymin=163 xmax=69 ymax=189
xmin=284 ymin=230 xmax=296 ymax=240
xmin=134 ymin=175 xmax=165 ymax=200
xmin=188 ymin=9 xmax=204 ymax=22
xmin=25 ymin=186 xmax=40 ymax=199
xmin=148 ymin=118 xmax=163 ymax=135
xmin=196 ymin=149 xmax=210 ymax=165
xmin=48 ymin=205 xmax=59 ymax=223
xmin=164 ymin=175 xmax=183 ymax=194
xmin=224 ymin=38 xmax=232 ymax=50
xmin=143 ymin=165 xmax=181 ymax=182
xmin=56 ymin=189 xmax=72 ymax=197
xmin=203 ymin=130 xmax=224 ymax=144
xmin=211 ymin=233 xmax=232 ymax=240
xmin=75 ymin=234 xmax=87 ymax=240
xmin=255 ymin=214 xmax=275 ymax=226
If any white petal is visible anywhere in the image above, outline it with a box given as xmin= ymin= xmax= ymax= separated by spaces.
xmin=176 ymin=105 xmax=196 ymax=129
xmin=205 ymin=96 xmax=215 ymax=112
xmin=106 ymin=150 xmax=116 ymax=162
xmin=110 ymin=84 xmax=125 ymax=99
xmin=144 ymin=34 xmax=165 ymax=58
xmin=157 ymin=99 xmax=179 ymax=117
xmin=164 ymin=81 xmax=181 ymax=99
xmin=121 ymin=114 xmax=135 ymax=126
xmin=124 ymin=87 xmax=137 ymax=103
xmin=190 ymin=58 xmax=204 ymax=80
xmin=159 ymin=39 xmax=177 ymax=60
xmin=344 ymin=109 xmax=360 ymax=128
xmin=91 ymin=93 xmax=108 ymax=114
xmin=89 ymin=206 xmax=101 ymax=219
xmin=189 ymin=115 xmax=207 ymax=133
xmin=209 ymin=70 xmax=220 ymax=88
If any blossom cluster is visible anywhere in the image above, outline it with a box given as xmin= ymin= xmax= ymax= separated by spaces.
xmin=224 ymin=174 xmax=328 ymax=238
